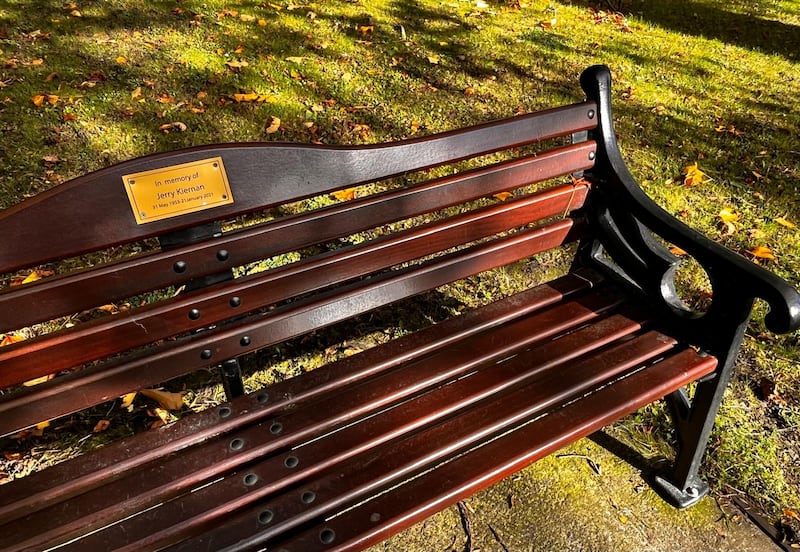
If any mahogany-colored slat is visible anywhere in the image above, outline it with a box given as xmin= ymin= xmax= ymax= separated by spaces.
xmin=161 ymin=330 xmax=688 ymax=552
xmin=0 ymin=273 xmax=596 ymax=524
xmin=0 ymin=181 xmax=591 ymax=388
xmin=68 ymin=313 xmax=661 ymax=552
xmin=0 ymin=103 xmax=596 ymax=273
xmin=0 ymin=291 xmax=625 ymax=551
xmin=0 ymin=219 xmax=583 ymax=437
xmin=0 ymin=142 xmax=596 ymax=333
xmin=263 ymin=350 xmax=718 ymax=552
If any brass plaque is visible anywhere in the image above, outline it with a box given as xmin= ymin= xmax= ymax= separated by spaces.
xmin=122 ymin=157 xmax=234 ymax=224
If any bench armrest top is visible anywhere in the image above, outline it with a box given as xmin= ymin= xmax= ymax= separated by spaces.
xmin=580 ymin=65 xmax=800 ymax=334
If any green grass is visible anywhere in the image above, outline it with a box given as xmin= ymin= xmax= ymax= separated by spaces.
xmin=0 ymin=0 xmax=798 ymax=524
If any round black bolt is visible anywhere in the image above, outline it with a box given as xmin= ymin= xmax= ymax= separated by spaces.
xmin=588 ymin=151 xmax=596 ymax=161
xmin=301 ymin=491 xmax=316 ymax=504
xmin=200 ymin=349 xmax=213 ymax=360
xmin=284 ymin=455 xmax=299 ymax=468
xmin=229 ymin=296 xmax=242 ymax=308
xmin=270 ymin=422 xmax=283 ymax=435
xmin=243 ymin=473 xmax=258 ymax=486
xmin=230 ymin=438 xmax=245 ymax=451
xmin=258 ymin=510 xmax=274 ymax=525
xmin=319 ymin=528 xmax=335 ymax=544
xmin=240 ymin=335 xmax=251 ymax=347
xmin=588 ymin=109 xmax=595 ymax=119
xmin=188 ymin=308 xmax=201 ymax=320
xmin=173 ymin=261 xmax=187 ymax=273
xmin=217 ymin=249 xmax=229 ymax=262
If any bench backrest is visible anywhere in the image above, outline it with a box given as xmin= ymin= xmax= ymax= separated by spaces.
xmin=0 ymin=102 xmax=598 ymax=437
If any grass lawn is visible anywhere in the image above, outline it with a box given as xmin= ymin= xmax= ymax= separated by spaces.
xmin=0 ymin=0 xmax=798 ymax=529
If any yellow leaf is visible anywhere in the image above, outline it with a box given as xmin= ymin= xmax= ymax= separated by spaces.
xmin=23 ymin=373 xmax=55 ymax=387
xmin=32 ymin=421 xmax=50 ymax=437
xmin=265 ymin=116 xmax=281 ymax=133
xmin=120 ymin=392 xmax=137 ymax=409
xmin=427 ymin=55 xmax=439 ymax=64
xmin=225 ymin=59 xmax=249 ymax=70
xmin=131 ymin=86 xmax=142 ymax=99
xmin=0 ymin=333 xmax=25 ymax=347
xmin=718 ymin=209 xmax=739 ymax=223
xmin=410 ymin=120 xmax=420 ymax=134
xmin=32 ymin=94 xmax=46 ymax=107
xmin=258 ymin=19 xmax=267 ymax=27
xmin=669 ymin=245 xmax=688 ymax=257
xmin=332 ymin=188 xmax=356 ymax=201
xmin=358 ymin=25 xmax=374 ymax=35
xmin=93 ymin=419 xmax=111 ymax=433
xmin=240 ymin=14 xmax=256 ymax=22
xmin=493 ymin=192 xmax=513 ymax=201
xmin=285 ymin=56 xmax=305 ymax=63
xmin=682 ymin=162 xmax=710 ymax=186
xmin=775 ymin=217 xmax=795 ymax=229
xmin=46 ymin=94 xmax=59 ymax=105
xmin=13 ymin=269 xmax=54 ymax=286
xmin=747 ymin=246 xmax=775 ymax=260
xmin=140 ymin=388 xmax=185 ymax=410
xmin=116 ymin=56 xmax=128 ymax=64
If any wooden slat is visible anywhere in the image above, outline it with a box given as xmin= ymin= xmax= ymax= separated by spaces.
xmin=0 ymin=180 xmax=592 ymax=388
xmin=0 ymin=292 xmax=627 ymax=552
xmin=150 ymin=328 xmax=691 ymax=552
xmin=0 ymin=141 xmax=596 ymax=333
xmin=0 ymin=218 xmax=584 ymax=436
xmin=0 ymin=103 xmax=597 ymax=273
xmin=254 ymin=351 xmax=718 ymax=552
xmin=0 ymin=273 xmax=597 ymax=525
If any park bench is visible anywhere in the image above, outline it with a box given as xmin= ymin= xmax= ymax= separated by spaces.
xmin=0 ymin=64 xmax=798 ymax=551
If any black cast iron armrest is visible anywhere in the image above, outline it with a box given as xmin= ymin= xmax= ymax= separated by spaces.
xmin=579 ymin=64 xmax=800 ymax=336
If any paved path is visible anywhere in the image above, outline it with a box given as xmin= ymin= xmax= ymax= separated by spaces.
xmin=369 ymin=436 xmax=779 ymax=552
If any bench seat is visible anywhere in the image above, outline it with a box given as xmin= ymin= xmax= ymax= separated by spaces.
xmin=0 ymin=274 xmax=716 ymax=552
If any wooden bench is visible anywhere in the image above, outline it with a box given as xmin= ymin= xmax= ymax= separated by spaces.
xmin=0 ymin=65 xmax=798 ymax=552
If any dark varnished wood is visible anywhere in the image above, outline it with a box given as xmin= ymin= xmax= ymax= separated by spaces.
xmin=0 ymin=103 xmax=596 ymax=273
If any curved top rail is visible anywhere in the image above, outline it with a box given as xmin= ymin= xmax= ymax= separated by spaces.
xmin=0 ymin=103 xmax=596 ymax=273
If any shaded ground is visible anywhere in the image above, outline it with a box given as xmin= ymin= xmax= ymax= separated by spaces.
xmin=370 ymin=438 xmax=779 ymax=552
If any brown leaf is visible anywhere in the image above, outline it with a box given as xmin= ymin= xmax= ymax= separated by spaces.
xmin=31 ymin=94 xmax=46 ymax=107
xmin=682 ymin=162 xmax=710 ymax=186
xmin=493 ymin=192 xmax=513 ymax=201
xmin=93 ymin=419 xmax=111 ymax=433
xmin=131 ymin=86 xmax=142 ymax=99
xmin=225 ymin=59 xmax=249 ymax=71
xmin=42 ymin=154 xmax=61 ymax=165
xmin=158 ymin=121 xmax=187 ymax=133
xmin=265 ymin=116 xmax=281 ymax=133
xmin=140 ymin=388 xmax=185 ymax=410
xmin=669 ymin=245 xmax=688 ymax=257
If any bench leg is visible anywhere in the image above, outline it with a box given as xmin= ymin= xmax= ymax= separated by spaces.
xmin=653 ymin=323 xmax=747 ymax=508
xmin=221 ymin=358 xmax=245 ymax=400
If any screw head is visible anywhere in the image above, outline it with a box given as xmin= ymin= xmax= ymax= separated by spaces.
xmin=188 ymin=308 xmax=201 ymax=320
xmin=588 ymin=151 xmax=596 ymax=161
xmin=173 ymin=261 xmax=187 ymax=273
xmin=200 ymin=349 xmax=212 ymax=360
xmin=588 ymin=109 xmax=595 ymax=119
xmin=217 ymin=249 xmax=229 ymax=262
xmin=229 ymin=296 xmax=242 ymax=308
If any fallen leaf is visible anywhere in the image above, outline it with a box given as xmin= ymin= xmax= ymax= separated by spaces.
xmin=682 ymin=162 xmax=710 ymax=186
xmin=23 ymin=374 xmax=55 ymax=387
xmin=258 ymin=19 xmax=267 ymax=27
xmin=265 ymin=116 xmax=281 ymax=133
xmin=285 ymin=56 xmax=306 ymax=63
xmin=358 ymin=25 xmax=374 ymax=36
xmin=131 ymin=86 xmax=142 ymax=99
xmin=747 ymin=245 xmax=775 ymax=260
xmin=62 ymin=113 xmax=77 ymax=122
xmin=775 ymin=217 xmax=795 ymax=229
xmin=3 ymin=452 xmax=22 ymax=461
xmin=225 ymin=59 xmax=249 ymax=70
xmin=409 ymin=120 xmax=420 ymax=134
xmin=158 ymin=121 xmax=187 ymax=133
xmin=148 ymin=408 xmax=170 ymax=429
xmin=234 ymin=45 xmax=245 ymax=54
xmin=93 ymin=419 xmax=111 ymax=433
xmin=669 ymin=245 xmax=688 ymax=257
xmin=31 ymin=421 xmax=49 ymax=437
xmin=31 ymin=94 xmax=46 ymax=107
xmin=718 ymin=209 xmax=739 ymax=223
xmin=332 ymin=188 xmax=356 ymax=201
xmin=785 ymin=509 xmax=800 ymax=522
xmin=240 ymin=14 xmax=256 ymax=22
xmin=12 ymin=269 xmax=54 ymax=285
xmin=115 ymin=55 xmax=128 ymax=64
xmin=42 ymin=154 xmax=61 ymax=165
xmin=0 ymin=333 xmax=25 ymax=347
xmin=120 ymin=391 xmax=137 ymax=410
xmin=427 ymin=55 xmax=440 ymax=64
xmin=140 ymin=388 xmax=185 ymax=410
xmin=230 ymin=92 xmax=276 ymax=103
xmin=493 ymin=192 xmax=513 ymax=201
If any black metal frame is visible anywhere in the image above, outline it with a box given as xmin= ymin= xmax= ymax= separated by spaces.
xmin=575 ymin=65 xmax=800 ymax=507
